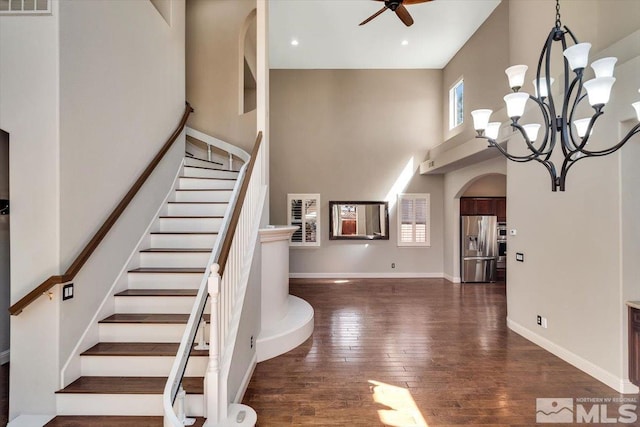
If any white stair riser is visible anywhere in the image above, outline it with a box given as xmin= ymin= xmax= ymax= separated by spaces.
xmin=139 ymin=251 xmax=210 ymax=269
xmin=183 ymin=166 xmax=238 ymax=179
xmin=174 ymin=190 xmax=232 ymax=203
xmin=185 ymin=157 xmax=224 ymax=169
xmin=99 ymin=323 xmax=206 ymax=343
xmin=167 ymin=203 xmax=229 ymax=217
xmin=56 ymin=394 xmax=203 ymax=416
xmin=179 ymin=177 xmax=236 ymax=190
xmin=150 ymin=233 xmax=218 ymax=249
xmin=127 ymin=272 xmax=203 ymax=290
xmin=114 ymin=296 xmax=210 ymax=314
xmin=80 ymin=356 xmax=207 ymax=377
xmin=158 ymin=217 xmax=223 ymax=233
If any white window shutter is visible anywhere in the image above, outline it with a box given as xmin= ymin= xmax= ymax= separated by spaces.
xmin=397 ymin=194 xmax=430 ymax=247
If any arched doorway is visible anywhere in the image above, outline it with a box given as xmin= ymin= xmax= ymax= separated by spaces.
xmin=454 ymin=173 xmax=507 ymax=282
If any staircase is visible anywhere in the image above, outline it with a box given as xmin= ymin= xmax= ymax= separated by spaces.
xmin=48 ymin=157 xmax=239 ymax=426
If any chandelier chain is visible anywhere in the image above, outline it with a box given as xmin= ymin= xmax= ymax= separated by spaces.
xmin=555 ymin=0 xmax=562 ymax=29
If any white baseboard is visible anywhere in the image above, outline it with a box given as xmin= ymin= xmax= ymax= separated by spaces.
xmin=234 ymin=352 xmax=257 ymax=404
xmin=507 ymin=317 xmax=637 ymax=394
xmin=443 ymin=273 xmax=461 ymax=283
xmin=7 ymin=415 xmax=55 ymax=427
xmin=289 ymin=272 xmax=444 ymax=279
xmin=0 ymin=349 xmax=9 ymax=365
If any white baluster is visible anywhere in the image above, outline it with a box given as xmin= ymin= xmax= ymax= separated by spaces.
xmin=229 ymin=153 xmax=233 ymax=171
xmin=193 ymin=317 xmax=209 ymax=351
xmin=207 ymin=145 xmax=212 ymax=162
xmin=176 ymin=385 xmax=195 ymax=426
xmin=204 ymin=264 xmax=221 ymax=424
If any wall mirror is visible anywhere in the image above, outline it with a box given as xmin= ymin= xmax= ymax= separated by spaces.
xmin=329 ymin=201 xmax=389 ymax=240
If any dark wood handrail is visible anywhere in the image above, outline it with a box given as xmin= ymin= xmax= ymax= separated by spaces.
xmin=9 ymin=103 xmax=194 ymax=315
xmin=217 ymin=131 xmax=262 ymax=277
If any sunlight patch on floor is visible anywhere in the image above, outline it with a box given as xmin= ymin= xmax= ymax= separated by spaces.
xmin=369 ymin=380 xmax=428 ymax=427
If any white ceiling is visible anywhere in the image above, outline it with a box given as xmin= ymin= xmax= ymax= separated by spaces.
xmin=269 ymin=0 xmax=502 ymax=69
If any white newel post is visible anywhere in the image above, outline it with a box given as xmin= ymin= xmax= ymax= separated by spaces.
xmin=204 ymin=264 xmax=221 ymax=424
xmin=259 ymin=226 xmax=298 ymax=328
xmin=257 ymin=226 xmax=314 ymax=362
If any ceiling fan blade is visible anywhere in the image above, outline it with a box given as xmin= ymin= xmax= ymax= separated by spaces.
xmin=359 ymin=5 xmax=388 ymax=26
xmin=403 ymin=0 xmax=433 ymax=4
xmin=395 ymin=4 xmax=414 ymax=26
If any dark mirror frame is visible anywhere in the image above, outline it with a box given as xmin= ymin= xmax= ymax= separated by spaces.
xmin=329 ymin=201 xmax=390 ymax=240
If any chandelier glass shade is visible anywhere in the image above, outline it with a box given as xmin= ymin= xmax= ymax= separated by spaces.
xmin=471 ymin=1 xmax=640 ymax=191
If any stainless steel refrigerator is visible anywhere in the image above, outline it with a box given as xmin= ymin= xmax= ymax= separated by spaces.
xmin=461 ymin=215 xmax=498 ymax=282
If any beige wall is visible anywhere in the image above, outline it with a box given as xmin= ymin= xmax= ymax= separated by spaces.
xmin=270 ymin=69 xmax=444 ymax=276
xmin=441 ymin=0 xmax=510 ymax=149
xmin=503 ymin=0 xmax=640 ymax=392
xmin=462 ymin=174 xmax=506 ymax=197
xmin=186 ymin=0 xmax=257 ymax=152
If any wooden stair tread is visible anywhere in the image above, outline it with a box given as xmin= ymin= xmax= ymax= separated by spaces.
xmin=139 ymin=248 xmax=211 ymax=253
xmin=45 ymin=416 xmax=206 ymax=427
xmin=114 ymin=289 xmax=198 ymax=297
xmin=149 ymin=231 xmax=218 ymax=235
xmin=99 ymin=313 xmax=210 ymax=324
xmin=81 ymin=342 xmax=207 ymax=357
xmin=180 ymin=176 xmax=236 ymax=181
xmin=167 ymin=201 xmax=228 ymax=204
xmin=185 ymin=156 xmax=223 ymax=166
xmin=55 ymin=376 xmax=203 ymax=394
xmin=159 ymin=215 xmax=224 ymax=219
xmin=128 ymin=267 xmax=205 ymax=274
xmin=183 ymin=164 xmax=236 ymax=172
xmin=175 ymin=189 xmax=231 ymax=192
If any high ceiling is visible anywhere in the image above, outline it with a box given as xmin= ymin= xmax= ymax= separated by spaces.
xmin=269 ymin=0 xmax=502 ymax=69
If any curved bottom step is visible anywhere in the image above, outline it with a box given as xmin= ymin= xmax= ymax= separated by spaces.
xmin=44 ymin=415 xmax=206 ymax=426
xmin=256 ymin=295 xmax=314 ymax=363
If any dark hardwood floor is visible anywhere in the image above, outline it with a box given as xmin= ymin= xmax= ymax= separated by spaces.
xmin=2 ymin=279 xmax=636 ymax=426
xmin=243 ymin=278 xmax=637 ymax=426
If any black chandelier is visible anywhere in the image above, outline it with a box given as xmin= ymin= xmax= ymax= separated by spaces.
xmin=471 ymin=0 xmax=640 ymax=191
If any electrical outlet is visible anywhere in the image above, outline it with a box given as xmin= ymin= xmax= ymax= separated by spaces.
xmin=250 ymin=335 xmax=254 ymax=349
xmin=516 ymin=252 xmax=524 ymax=262
xmin=536 ymin=315 xmax=548 ymax=328
xmin=391 ymin=262 xmax=396 ymax=268
xmin=62 ymin=283 xmax=74 ymax=301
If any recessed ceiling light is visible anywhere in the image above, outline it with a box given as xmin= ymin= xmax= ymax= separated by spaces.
xmin=291 ymin=39 xmax=299 ymax=46
xmin=401 ymin=40 xmax=409 ymax=46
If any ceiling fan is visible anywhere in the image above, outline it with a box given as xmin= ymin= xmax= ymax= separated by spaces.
xmin=359 ymin=0 xmax=433 ymax=27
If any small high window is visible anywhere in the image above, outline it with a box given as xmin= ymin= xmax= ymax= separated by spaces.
xmin=449 ymin=78 xmax=464 ymax=129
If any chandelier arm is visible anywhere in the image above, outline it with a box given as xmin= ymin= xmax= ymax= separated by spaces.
xmin=563 ymin=74 xmax=586 ymax=152
xmin=574 ymin=109 xmax=604 ymax=152
xmin=536 ymin=158 xmax=560 ymax=192
xmin=485 ymin=137 xmax=541 ymax=162
xmin=563 ymin=26 xmax=580 ymax=45
xmin=567 ymin=93 xmax=592 ymax=149
xmin=511 ymin=120 xmax=554 ymax=157
xmin=528 ymin=94 xmax=554 ymax=155
xmin=538 ymin=29 xmax=559 ymax=142
xmin=580 ymin=122 xmax=640 ymax=157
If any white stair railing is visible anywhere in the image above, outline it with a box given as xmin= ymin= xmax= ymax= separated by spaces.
xmin=163 ymin=131 xmax=263 ymax=426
